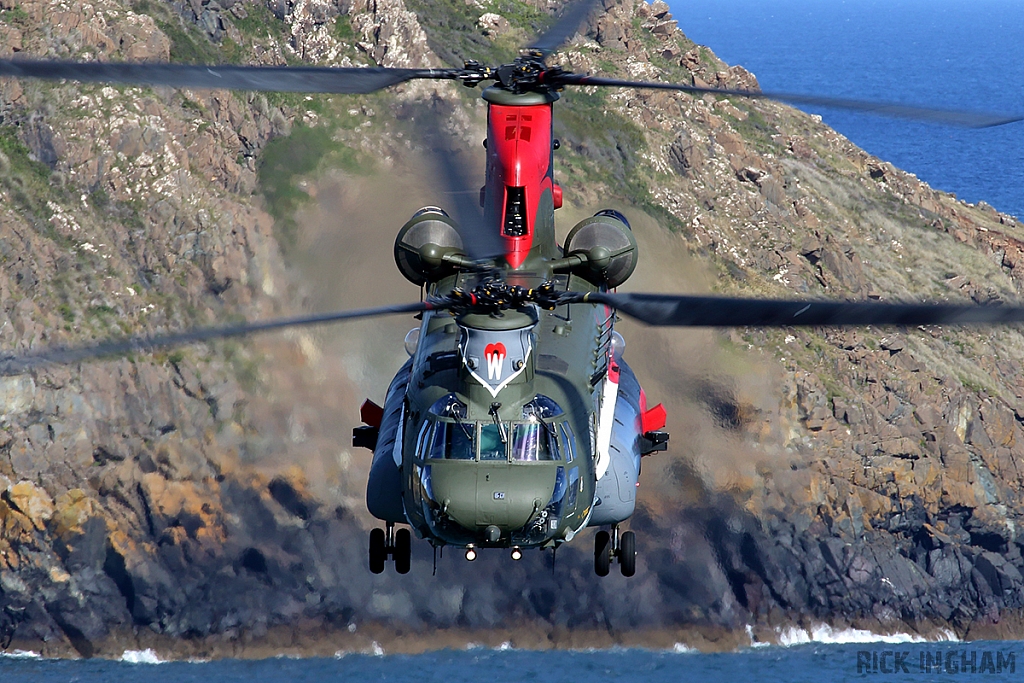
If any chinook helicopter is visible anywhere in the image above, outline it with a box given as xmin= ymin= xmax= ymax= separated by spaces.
xmin=2 ymin=0 xmax=1024 ymax=578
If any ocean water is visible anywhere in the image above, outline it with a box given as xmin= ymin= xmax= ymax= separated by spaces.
xmin=668 ymin=0 xmax=1024 ymax=219
xmin=1 ymin=639 xmax=1021 ymax=682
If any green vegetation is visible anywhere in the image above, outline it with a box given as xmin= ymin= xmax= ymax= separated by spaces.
xmin=402 ymin=0 xmax=547 ymax=66
xmin=257 ymin=123 xmax=371 ymax=249
xmin=58 ymin=302 xmax=75 ymax=323
xmin=131 ymin=0 xmax=221 ymax=64
xmin=0 ymin=5 xmax=29 ymax=27
xmin=233 ymin=2 xmax=290 ymax=43
xmin=0 ymin=125 xmax=56 ymax=220
xmin=725 ymin=106 xmax=779 ymax=154
xmin=555 ymin=89 xmax=644 ymax=185
xmin=334 ymin=14 xmax=356 ymax=43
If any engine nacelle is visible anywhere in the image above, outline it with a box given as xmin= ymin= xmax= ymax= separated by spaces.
xmin=394 ymin=207 xmax=466 ymax=285
xmin=562 ymin=209 xmax=638 ymax=288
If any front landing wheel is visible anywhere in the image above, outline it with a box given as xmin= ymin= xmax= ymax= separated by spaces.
xmin=369 ymin=528 xmax=386 ymax=574
xmin=595 ymin=530 xmax=611 ymax=576
xmin=394 ymin=528 xmax=412 ymax=574
xmin=619 ymin=530 xmax=636 ymax=577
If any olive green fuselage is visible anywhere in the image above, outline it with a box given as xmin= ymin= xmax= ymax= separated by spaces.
xmin=400 ymin=270 xmax=609 ymax=549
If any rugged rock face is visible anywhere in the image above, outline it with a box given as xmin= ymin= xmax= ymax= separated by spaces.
xmin=2 ymin=0 xmax=1024 ymax=658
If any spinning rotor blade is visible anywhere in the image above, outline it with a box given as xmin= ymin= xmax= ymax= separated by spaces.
xmin=418 ymin=106 xmax=507 ymax=262
xmin=0 ymin=59 xmax=460 ymax=94
xmin=577 ymin=292 xmax=1024 ymax=327
xmin=555 ymin=75 xmax=1022 ymax=128
xmin=529 ymin=0 xmax=602 ymax=58
xmin=0 ymin=301 xmax=434 ymax=376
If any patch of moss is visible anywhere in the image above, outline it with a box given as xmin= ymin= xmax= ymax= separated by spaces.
xmin=334 ymin=14 xmax=356 ymax=43
xmin=58 ymin=303 xmax=75 ymax=323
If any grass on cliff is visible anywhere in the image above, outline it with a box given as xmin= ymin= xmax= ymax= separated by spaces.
xmin=0 ymin=125 xmax=57 ymax=223
xmin=403 ymin=0 xmax=549 ymax=66
xmin=258 ymin=123 xmax=371 ymax=250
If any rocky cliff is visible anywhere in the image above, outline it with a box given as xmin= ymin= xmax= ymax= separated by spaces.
xmin=2 ymin=0 xmax=1024 ymax=658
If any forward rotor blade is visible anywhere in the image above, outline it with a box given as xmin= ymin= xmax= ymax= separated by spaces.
xmin=528 ymin=0 xmax=601 ymax=58
xmin=0 ymin=301 xmax=435 ymax=375
xmin=577 ymin=292 xmax=1024 ymax=327
xmin=0 ymin=59 xmax=461 ymax=94
xmin=557 ymin=75 xmax=1022 ymax=128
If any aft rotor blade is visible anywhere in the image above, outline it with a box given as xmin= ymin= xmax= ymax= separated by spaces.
xmin=418 ymin=106 xmax=507 ymax=262
xmin=0 ymin=59 xmax=461 ymax=94
xmin=556 ymin=75 xmax=1022 ymax=128
xmin=0 ymin=301 xmax=435 ymax=375
xmin=576 ymin=292 xmax=1024 ymax=327
xmin=528 ymin=0 xmax=601 ymax=58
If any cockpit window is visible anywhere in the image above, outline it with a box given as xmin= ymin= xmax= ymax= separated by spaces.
xmin=523 ymin=395 xmax=564 ymax=419
xmin=429 ymin=394 xmax=467 ymax=419
xmin=418 ymin=403 xmax=567 ymax=461
xmin=479 ymin=424 xmax=506 ymax=460
xmin=559 ymin=423 xmax=576 ymax=463
xmin=427 ymin=421 xmax=474 ymax=460
xmin=511 ymin=421 xmax=560 ymax=461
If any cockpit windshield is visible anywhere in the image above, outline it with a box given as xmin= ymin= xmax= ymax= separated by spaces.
xmin=479 ymin=424 xmax=505 ymax=460
xmin=420 ymin=394 xmax=571 ymax=462
xmin=511 ymin=422 xmax=556 ymax=461
xmin=427 ymin=421 xmax=474 ymax=460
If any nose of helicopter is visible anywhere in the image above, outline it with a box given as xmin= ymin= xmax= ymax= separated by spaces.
xmin=430 ymin=462 xmax=556 ymax=542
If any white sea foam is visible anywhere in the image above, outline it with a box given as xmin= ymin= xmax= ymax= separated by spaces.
xmin=746 ymin=624 xmax=770 ymax=649
xmin=120 ymin=649 xmax=165 ymax=664
xmin=671 ymin=642 xmax=697 ymax=654
xmin=0 ymin=650 xmax=41 ymax=659
xmin=497 ymin=641 xmax=513 ymax=651
xmin=776 ymin=624 xmax=959 ymax=646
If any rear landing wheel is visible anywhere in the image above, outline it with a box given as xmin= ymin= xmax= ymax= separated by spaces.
xmin=394 ymin=528 xmax=412 ymax=574
xmin=369 ymin=528 xmax=386 ymax=574
xmin=594 ymin=530 xmax=611 ymax=577
xmin=619 ymin=530 xmax=636 ymax=577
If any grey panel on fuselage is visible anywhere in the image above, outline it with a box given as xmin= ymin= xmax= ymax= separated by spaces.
xmin=366 ymin=359 xmax=413 ymax=523
xmin=589 ymin=359 xmax=642 ymax=526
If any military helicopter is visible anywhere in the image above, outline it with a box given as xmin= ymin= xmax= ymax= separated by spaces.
xmin=2 ymin=0 xmax=1024 ymax=578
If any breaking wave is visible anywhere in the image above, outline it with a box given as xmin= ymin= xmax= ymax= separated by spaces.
xmin=776 ymin=624 xmax=959 ymax=646
xmin=119 ymin=649 xmax=165 ymax=664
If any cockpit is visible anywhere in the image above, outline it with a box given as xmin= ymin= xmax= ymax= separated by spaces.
xmin=412 ymin=393 xmax=580 ymax=548
xmin=418 ymin=394 xmax=576 ymax=463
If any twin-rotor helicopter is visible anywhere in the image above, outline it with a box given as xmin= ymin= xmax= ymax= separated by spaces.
xmin=2 ymin=0 xmax=1024 ymax=577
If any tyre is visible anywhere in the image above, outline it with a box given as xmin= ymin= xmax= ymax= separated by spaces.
xmin=619 ymin=530 xmax=636 ymax=577
xmin=594 ymin=530 xmax=611 ymax=577
xmin=369 ymin=528 xmax=386 ymax=574
xmin=394 ymin=528 xmax=412 ymax=574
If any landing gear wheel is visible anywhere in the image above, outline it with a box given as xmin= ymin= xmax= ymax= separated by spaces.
xmin=394 ymin=528 xmax=412 ymax=574
xmin=595 ymin=530 xmax=611 ymax=577
xmin=369 ymin=528 xmax=386 ymax=574
xmin=619 ymin=530 xmax=636 ymax=577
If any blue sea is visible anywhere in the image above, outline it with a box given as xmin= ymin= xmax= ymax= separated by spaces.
xmin=1 ymin=640 xmax=1022 ymax=682
xmin=669 ymin=0 xmax=1024 ymax=220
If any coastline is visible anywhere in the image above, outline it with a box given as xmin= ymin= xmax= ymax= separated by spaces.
xmin=5 ymin=614 xmax=1024 ymax=661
